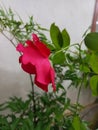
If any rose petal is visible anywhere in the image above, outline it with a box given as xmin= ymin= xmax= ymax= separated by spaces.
xmin=16 ymin=33 xmax=56 ymax=92
xmin=32 ymin=34 xmax=50 ymax=58
xmin=16 ymin=43 xmax=24 ymax=52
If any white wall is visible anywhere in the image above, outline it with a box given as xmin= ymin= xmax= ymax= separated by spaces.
xmin=0 ymin=0 xmax=95 ymax=103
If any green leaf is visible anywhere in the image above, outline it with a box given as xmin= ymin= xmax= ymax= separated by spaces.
xmin=35 ymin=122 xmax=42 ymax=130
xmin=46 ymin=43 xmax=55 ymax=51
xmin=56 ymin=83 xmax=66 ymax=91
xmin=52 ymin=51 xmax=65 ymax=65
xmin=89 ymin=52 xmax=98 ymax=74
xmin=80 ymin=65 xmax=90 ymax=73
xmin=50 ymin=23 xmax=63 ymax=49
xmin=62 ymin=29 xmax=70 ymax=48
xmin=80 ymin=121 xmax=89 ymax=130
xmin=72 ymin=116 xmax=81 ymax=130
xmin=54 ymin=108 xmax=63 ymax=121
xmin=84 ymin=32 xmax=98 ymax=51
xmin=90 ymin=75 xmax=98 ymax=96
xmin=72 ymin=116 xmax=88 ymax=130
xmin=0 ymin=116 xmax=10 ymax=130
xmin=23 ymin=118 xmax=34 ymax=129
xmin=43 ymin=122 xmax=52 ymax=130
xmin=10 ymin=118 xmax=20 ymax=130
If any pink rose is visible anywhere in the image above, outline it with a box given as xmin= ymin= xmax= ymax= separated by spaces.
xmin=16 ymin=34 xmax=56 ymax=92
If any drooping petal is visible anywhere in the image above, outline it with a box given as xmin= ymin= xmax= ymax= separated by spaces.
xmin=35 ymin=59 xmax=51 ymax=85
xmin=34 ymin=62 xmax=56 ymax=92
xmin=34 ymin=77 xmax=48 ymax=92
xmin=21 ymin=63 xmax=36 ymax=74
xmin=19 ymin=56 xmax=22 ymax=63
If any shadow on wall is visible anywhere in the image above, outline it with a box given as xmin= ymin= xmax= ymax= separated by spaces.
xmin=67 ymin=86 xmax=96 ymax=106
xmin=0 ymin=68 xmax=32 ymax=103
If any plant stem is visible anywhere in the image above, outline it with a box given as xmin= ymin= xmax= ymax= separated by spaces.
xmin=51 ymin=43 xmax=79 ymax=56
xmin=76 ymin=44 xmax=83 ymax=104
xmin=1 ymin=31 xmax=16 ymax=48
xmin=76 ymin=80 xmax=83 ymax=104
xmin=29 ymin=74 xmax=36 ymax=123
xmin=29 ymin=75 xmax=35 ymax=106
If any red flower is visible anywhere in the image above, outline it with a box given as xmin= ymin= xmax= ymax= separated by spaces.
xmin=16 ymin=34 xmax=56 ymax=92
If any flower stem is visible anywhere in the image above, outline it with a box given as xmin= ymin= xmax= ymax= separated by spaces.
xmin=29 ymin=74 xmax=36 ymax=123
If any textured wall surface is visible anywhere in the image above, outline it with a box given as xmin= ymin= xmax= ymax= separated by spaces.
xmin=0 ymin=0 xmax=95 ymax=103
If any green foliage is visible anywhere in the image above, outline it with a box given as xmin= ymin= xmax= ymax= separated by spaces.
xmin=62 ymin=29 xmax=70 ymax=48
xmin=84 ymin=32 xmax=98 ymax=51
xmin=50 ymin=23 xmax=63 ymax=49
xmin=0 ymin=7 xmax=98 ymax=130
xmin=50 ymin=23 xmax=70 ymax=65
xmin=84 ymin=32 xmax=98 ymax=96
xmin=89 ymin=52 xmax=98 ymax=74
xmin=90 ymin=75 xmax=98 ymax=96
xmin=0 ymin=90 xmax=75 ymax=130
xmin=0 ymin=8 xmax=49 ymax=44
xmin=70 ymin=115 xmax=89 ymax=130
xmin=52 ymin=51 xmax=65 ymax=65
xmin=0 ymin=89 xmax=90 ymax=130
xmin=50 ymin=23 xmax=70 ymax=50
xmin=54 ymin=46 xmax=90 ymax=89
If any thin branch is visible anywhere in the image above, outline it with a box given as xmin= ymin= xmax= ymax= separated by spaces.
xmin=1 ymin=31 xmax=16 ymax=48
xmin=76 ymin=80 xmax=83 ymax=104
xmin=29 ymin=74 xmax=36 ymax=124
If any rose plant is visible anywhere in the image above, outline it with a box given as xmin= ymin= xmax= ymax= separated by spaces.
xmin=0 ymin=7 xmax=98 ymax=130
